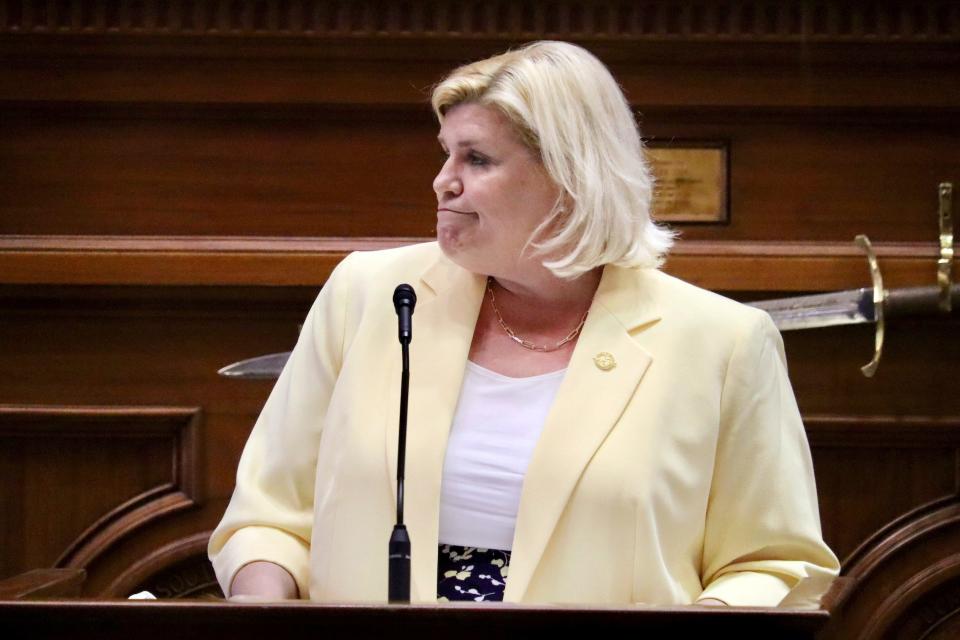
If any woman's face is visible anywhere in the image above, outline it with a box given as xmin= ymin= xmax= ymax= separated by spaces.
xmin=433 ymin=102 xmax=561 ymax=279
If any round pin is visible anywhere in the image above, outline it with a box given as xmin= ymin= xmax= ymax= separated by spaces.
xmin=593 ymin=352 xmax=616 ymax=371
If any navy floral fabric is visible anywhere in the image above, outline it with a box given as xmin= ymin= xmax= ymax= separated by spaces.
xmin=437 ymin=544 xmax=511 ymax=602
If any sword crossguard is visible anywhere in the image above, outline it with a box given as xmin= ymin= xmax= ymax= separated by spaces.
xmin=855 ymin=235 xmax=886 ymax=378
xmin=939 ymin=182 xmax=954 ymax=313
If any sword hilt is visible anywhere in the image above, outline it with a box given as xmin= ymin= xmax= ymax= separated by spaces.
xmin=885 ymin=284 xmax=960 ymax=318
xmin=855 ymin=235 xmax=885 ymax=378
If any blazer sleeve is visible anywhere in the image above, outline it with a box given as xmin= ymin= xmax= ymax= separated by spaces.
xmin=207 ymin=253 xmax=355 ymax=599
xmin=697 ymin=311 xmax=840 ymax=607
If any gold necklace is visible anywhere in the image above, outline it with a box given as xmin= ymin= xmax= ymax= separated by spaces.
xmin=486 ymin=277 xmax=589 ymax=353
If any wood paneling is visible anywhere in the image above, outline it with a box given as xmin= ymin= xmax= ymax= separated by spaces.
xmin=806 ymin=416 xmax=960 ymax=564
xmin=0 ymin=106 xmax=438 ymax=237
xmin=0 ymin=283 xmax=311 ymax=593
xmin=0 ymin=105 xmax=956 ymax=242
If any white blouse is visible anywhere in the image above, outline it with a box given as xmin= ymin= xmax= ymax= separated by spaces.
xmin=438 ymin=361 xmax=567 ymax=551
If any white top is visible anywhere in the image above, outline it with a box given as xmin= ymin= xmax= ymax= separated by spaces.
xmin=438 ymin=361 xmax=567 ymax=550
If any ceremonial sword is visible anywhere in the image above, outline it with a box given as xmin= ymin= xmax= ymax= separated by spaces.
xmin=218 ymin=274 xmax=957 ymax=381
xmin=220 ymin=185 xmax=956 ymax=380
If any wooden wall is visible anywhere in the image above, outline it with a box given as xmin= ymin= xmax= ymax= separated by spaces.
xmin=1 ymin=1 xmax=958 ymax=637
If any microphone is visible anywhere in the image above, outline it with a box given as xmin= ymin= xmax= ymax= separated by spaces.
xmin=389 ymin=284 xmax=416 ymax=603
xmin=393 ymin=284 xmax=417 ymax=344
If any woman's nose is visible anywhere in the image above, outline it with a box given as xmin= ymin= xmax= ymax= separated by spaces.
xmin=433 ymin=159 xmax=462 ymax=198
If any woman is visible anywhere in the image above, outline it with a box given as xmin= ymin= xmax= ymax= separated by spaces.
xmin=209 ymin=41 xmax=839 ymax=607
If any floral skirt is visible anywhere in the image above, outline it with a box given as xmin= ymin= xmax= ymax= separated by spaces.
xmin=437 ymin=544 xmax=511 ymax=602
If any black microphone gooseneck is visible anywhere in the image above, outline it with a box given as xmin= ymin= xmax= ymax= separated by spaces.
xmin=389 ymin=283 xmax=416 ymax=603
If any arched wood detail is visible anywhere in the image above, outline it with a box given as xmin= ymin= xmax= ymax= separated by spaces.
xmin=842 ymin=499 xmax=960 ymax=581
xmin=104 ymin=530 xmax=221 ymax=599
xmin=822 ymin=503 xmax=960 ymax=639
xmin=863 ymin=554 xmax=960 ymax=639
xmin=56 ymin=487 xmax=198 ymax=569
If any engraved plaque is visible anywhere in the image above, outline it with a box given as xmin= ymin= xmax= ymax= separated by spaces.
xmin=646 ymin=143 xmax=728 ymax=223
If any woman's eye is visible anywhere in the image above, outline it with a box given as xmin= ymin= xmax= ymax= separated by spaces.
xmin=469 ymin=153 xmax=488 ymax=166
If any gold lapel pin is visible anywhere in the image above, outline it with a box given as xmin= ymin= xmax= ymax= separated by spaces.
xmin=593 ymin=352 xmax=616 ymax=371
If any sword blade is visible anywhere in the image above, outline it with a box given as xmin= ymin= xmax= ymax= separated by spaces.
xmin=748 ymin=287 xmax=876 ymax=332
xmin=218 ymin=351 xmax=292 ymax=379
xmin=217 ymin=288 xmax=882 ymax=380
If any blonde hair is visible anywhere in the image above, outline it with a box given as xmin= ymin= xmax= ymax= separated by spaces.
xmin=431 ymin=41 xmax=674 ymax=279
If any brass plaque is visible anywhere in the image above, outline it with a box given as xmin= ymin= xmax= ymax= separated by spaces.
xmin=646 ymin=143 xmax=728 ymax=223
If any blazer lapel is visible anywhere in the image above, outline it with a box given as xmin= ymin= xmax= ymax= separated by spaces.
xmin=504 ymin=265 xmax=661 ymax=601
xmin=384 ymin=255 xmax=485 ymax=602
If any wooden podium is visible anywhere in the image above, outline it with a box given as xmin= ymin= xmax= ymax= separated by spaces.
xmin=0 ymin=570 xmax=826 ymax=639
xmin=1 ymin=600 xmax=828 ymax=640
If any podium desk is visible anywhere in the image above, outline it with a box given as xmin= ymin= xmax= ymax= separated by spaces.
xmin=1 ymin=599 xmax=827 ymax=639
xmin=0 ymin=569 xmax=828 ymax=638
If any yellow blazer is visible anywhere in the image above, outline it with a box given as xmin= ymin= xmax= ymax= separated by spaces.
xmin=209 ymin=242 xmax=839 ymax=607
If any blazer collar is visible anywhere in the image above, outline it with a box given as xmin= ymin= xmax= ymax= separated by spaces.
xmin=385 ymin=253 xmax=662 ymax=602
xmin=588 ymin=259 xmax=662 ymax=334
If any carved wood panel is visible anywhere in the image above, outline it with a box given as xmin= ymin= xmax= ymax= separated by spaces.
xmin=0 ymin=406 xmax=200 ymax=580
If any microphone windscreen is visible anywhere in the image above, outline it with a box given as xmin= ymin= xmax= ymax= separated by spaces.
xmin=393 ymin=284 xmax=417 ymax=313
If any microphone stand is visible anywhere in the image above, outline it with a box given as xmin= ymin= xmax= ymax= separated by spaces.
xmin=389 ymin=284 xmax=415 ymax=603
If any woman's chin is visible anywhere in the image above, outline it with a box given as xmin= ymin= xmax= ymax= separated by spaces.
xmin=436 ymin=223 xmax=459 ymax=251
xmin=436 ymin=219 xmax=472 ymax=254
xmin=437 ymin=229 xmax=486 ymax=273
xmin=437 ymin=230 xmax=468 ymax=263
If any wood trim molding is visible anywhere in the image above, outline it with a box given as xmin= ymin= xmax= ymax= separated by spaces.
xmin=805 ymin=414 xmax=960 ymax=449
xmin=2 ymin=1 xmax=957 ymax=44
xmin=843 ymin=500 xmax=960 ymax=586
xmin=0 ymin=405 xmax=202 ymax=571
xmin=0 ymin=568 xmax=86 ymax=600
xmin=4 ymin=101 xmax=960 ymax=125
xmin=0 ymin=235 xmax=941 ymax=290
